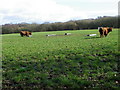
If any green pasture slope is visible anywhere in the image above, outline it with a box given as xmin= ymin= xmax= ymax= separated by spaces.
xmin=2 ymin=29 xmax=120 ymax=89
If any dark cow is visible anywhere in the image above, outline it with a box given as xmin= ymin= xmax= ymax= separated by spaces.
xmin=20 ymin=31 xmax=32 ymax=37
xmin=98 ymin=27 xmax=112 ymax=38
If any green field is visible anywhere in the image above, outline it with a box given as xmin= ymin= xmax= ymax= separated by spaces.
xmin=2 ymin=29 xmax=120 ymax=89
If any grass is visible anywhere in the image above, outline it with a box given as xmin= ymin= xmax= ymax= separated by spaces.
xmin=2 ymin=29 xmax=120 ymax=89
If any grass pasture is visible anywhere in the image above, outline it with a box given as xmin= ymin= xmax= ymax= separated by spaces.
xmin=2 ymin=29 xmax=120 ymax=89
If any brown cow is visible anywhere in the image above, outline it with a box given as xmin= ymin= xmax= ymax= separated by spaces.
xmin=20 ymin=31 xmax=32 ymax=37
xmin=98 ymin=27 xmax=112 ymax=38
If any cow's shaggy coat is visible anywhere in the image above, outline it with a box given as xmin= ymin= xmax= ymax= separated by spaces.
xmin=98 ymin=27 xmax=112 ymax=38
xmin=20 ymin=31 xmax=32 ymax=37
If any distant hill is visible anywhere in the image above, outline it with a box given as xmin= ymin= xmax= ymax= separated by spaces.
xmin=2 ymin=16 xmax=118 ymax=34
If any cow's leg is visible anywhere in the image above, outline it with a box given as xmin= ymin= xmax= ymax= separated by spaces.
xmin=105 ymin=35 xmax=107 ymax=37
xmin=26 ymin=32 xmax=29 ymax=37
xmin=104 ymin=30 xmax=108 ymax=37
xmin=105 ymin=33 xmax=108 ymax=37
xmin=25 ymin=32 xmax=28 ymax=37
xmin=100 ymin=32 xmax=104 ymax=38
xmin=102 ymin=30 xmax=106 ymax=37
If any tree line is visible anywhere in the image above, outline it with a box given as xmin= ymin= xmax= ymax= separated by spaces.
xmin=2 ymin=16 xmax=118 ymax=34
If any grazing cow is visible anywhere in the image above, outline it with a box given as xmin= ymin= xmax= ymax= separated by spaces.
xmin=20 ymin=31 xmax=32 ymax=37
xmin=98 ymin=27 xmax=112 ymax=38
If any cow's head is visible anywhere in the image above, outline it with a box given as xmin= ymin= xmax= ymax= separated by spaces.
xmin=28 ymin=32 xmax=32 ymax=37
xmin=29 ymin=32 xmax=32 ymax=35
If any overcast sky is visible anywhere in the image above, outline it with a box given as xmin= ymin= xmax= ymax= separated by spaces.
xmin=0 ymin=0 xmax=118 ymax=25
